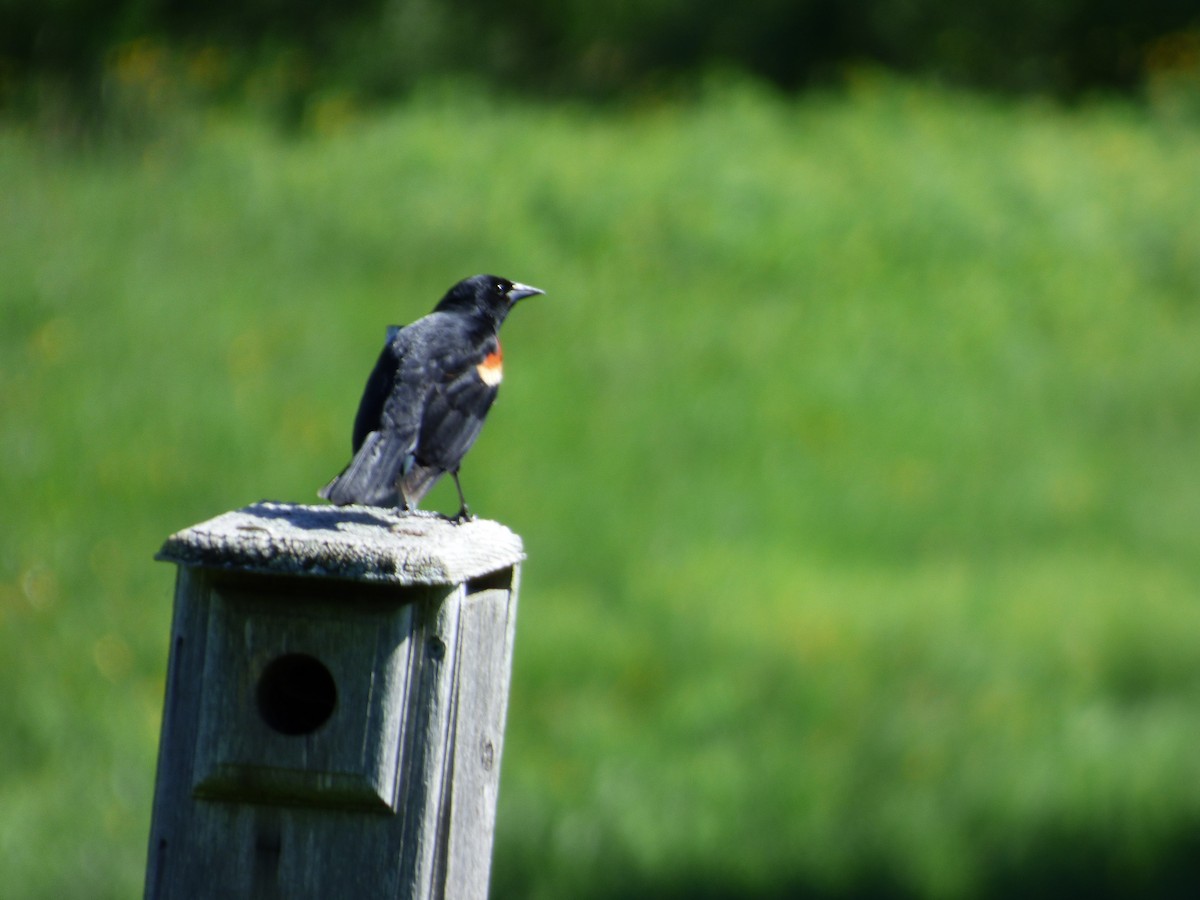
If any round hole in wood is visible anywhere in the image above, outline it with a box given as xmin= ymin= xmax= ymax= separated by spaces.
xmin=256 ymin=653 xmax=337 ymax=736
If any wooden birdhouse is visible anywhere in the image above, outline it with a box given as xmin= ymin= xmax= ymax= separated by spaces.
xmin=144 ymin=501 xmax=524 ymax=899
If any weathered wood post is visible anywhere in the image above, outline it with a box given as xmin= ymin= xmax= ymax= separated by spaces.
xmin=144 ymin=501 xmax=523 ymax=899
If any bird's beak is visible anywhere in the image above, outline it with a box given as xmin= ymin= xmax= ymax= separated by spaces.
xmin=507 ymin=282 xmax=545 ymax=303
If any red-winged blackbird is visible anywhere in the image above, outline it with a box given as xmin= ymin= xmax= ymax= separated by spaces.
xmin=319 ymin=274 xmax=544 ymax=520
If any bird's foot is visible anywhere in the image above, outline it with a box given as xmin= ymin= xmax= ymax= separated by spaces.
xmin=447 ymin=506 xmax=475 ymax=525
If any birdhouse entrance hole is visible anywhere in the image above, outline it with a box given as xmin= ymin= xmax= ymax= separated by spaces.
xmin=256 ymin=653 xmax=338 ymax=736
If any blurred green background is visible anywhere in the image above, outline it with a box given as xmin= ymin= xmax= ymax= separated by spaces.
xmin=3 ymin=3 xmax=1200 ymax=898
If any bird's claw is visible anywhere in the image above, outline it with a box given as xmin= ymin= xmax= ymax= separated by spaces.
xmin=448 ymin=507 xmax=475 ymax=525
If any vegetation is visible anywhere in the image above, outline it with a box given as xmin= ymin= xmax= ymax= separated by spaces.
xmin=2 ymin=78 xmax=1199 ymax=897
xmin=3 ymin=0 xmax=1198 ymax=114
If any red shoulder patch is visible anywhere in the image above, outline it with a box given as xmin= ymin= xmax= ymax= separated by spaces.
xmin=476 ymin=343 xmax=503 ymax=386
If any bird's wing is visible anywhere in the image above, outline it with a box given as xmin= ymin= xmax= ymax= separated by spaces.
xmin=411 ymin=335 xmax=501 ymax=473
xmin=398 ymin=340 xmax=499 ymax=508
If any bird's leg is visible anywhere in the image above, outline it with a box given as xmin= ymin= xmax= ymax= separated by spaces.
xmin=449 ymin=470 xmax=474 ymax=523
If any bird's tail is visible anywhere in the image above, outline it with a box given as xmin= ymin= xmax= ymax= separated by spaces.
xmin=318 ymin=430 xmax=409 ymax=507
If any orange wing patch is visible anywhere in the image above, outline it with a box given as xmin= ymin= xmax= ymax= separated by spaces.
xmin=476 ymin=345 xmax=503 ymax=386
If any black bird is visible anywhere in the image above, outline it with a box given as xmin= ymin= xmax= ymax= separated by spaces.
xmin=319 ymin=274 xmax=544 ymax=520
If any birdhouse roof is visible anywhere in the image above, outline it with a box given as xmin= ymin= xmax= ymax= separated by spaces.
xmin=157 ymin=501 xmax=525 ymax=586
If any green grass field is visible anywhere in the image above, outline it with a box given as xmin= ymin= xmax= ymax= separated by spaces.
xmin=2 ymin=77 xmax=1200 ymax=897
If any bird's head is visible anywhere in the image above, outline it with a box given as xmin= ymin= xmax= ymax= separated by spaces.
xmin=435 ymin=274 xmax=545 ymax=326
